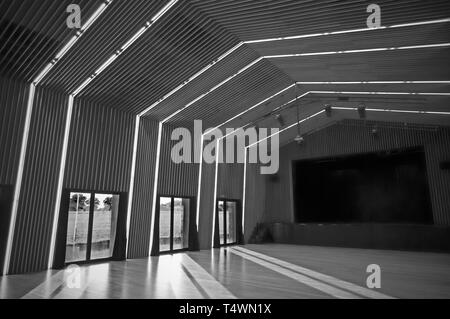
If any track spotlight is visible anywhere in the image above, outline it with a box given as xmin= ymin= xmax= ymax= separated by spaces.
xmin=371 ymin=125 xmax=379 ymax=137
xmin=325 ymin=104 xmax=332 ymax=117
xmin=294 ymin=135 xmax=305 ymax=145
xmin=358 ymin=104 xmax=366 ymax=118
xmin=275 ymin=114 xmax=285 ymax=127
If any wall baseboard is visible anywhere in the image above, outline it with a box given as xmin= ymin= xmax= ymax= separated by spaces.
xmin=270 ymin=223 xmax=450 ymax=253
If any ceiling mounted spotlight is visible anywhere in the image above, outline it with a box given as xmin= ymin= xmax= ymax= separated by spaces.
xmin=358 ymin=104 xmax=366 ymax=119
xmin=275 ymin=114 xmax=285 ymax=127
xmin=295 ymin=134 xmax=305 ymax=145
xmin=325 ymin=104 xmax=332 ymax=117
xmin=371 ymin=125 xmax=379 ymax=137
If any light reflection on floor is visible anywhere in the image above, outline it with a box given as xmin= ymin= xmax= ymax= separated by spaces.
xmin=1 ymin=245 xmax=449 ymax=299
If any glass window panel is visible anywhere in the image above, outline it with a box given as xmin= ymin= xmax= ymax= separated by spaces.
xmin=173 ymin=198 xmax=190 ymax=250
xmin=218 ymin=201 xmax=225 ymax=245
xmin=66 ymin=193 xmax=90 ymax=263
xmin=159 ymin=197 xmax=172 ymax=252
xmin=91 ymin=194 xmax=119 ymax=260
xmin=226 ymin=201 xmax=237 ymax=244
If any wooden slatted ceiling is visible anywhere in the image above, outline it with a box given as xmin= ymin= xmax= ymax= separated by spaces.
xmin=39 ymin=0 xmax=168 ymax=93
xmin=165 ymin=59 xmax=293 ymax=127
xmin=248 ymin=22 xmax=450 ymax=57
xmin=190 ymin=0 xmax=450 ymax=41
xmin=2 ymin=0 xmax=450 ymax=125
xmin=228 ymin=83 xmax=450 ymax=132
xmin=0 ymin=0 xmax=100 ymax=81
xmin=76 ymin=1 xmax=242 ymax=114
xmin=246 ymin=95 xmax=450 ymax=147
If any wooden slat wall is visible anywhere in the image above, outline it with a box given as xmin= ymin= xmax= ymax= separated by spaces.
xmin=157 ymin=123 xmax=199 ymax=198
xmin=197 ymin=161 xmax=216 ymax=250
xmin=127 ymin=117 xmax=159 ymax=259
xmin=243 ymin=163 xmax=267 ymax=243
xmin=9 ymin=86 xmax=68 ymax=274
xmin=8 ymin=91 xmax=138 ymax=274
xmin=0 ymin=76 xmax=28 ymax=185
xmin=217 ymin=162 xmax=244 ymax=200
xmin=63 ymin=98 xmax=135 ymax=192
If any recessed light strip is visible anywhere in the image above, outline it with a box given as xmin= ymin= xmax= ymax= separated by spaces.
xmin=245 ymin=18 xmax=450 ymax=44
xmin=241 ymin=149 xmax=248 ymax=236
xmin=195 ymin=135 xmax=205 ymax=229
xmin=211 ymin=140 xmax=220 ymax=248
xmin=148 ymin=123 xmax=163 ymax=256
xmin=297 ymin=81 xmax=450 ymax=85
xmin=309 ymin=90 xmax=450 ymax=96
xmin=265 ymin=43 xmax=450 ymax=59
xmin=333 ymin=106 xmax=450 ymax=115
xmin=125 ymin=115 xmax=140 ymax=258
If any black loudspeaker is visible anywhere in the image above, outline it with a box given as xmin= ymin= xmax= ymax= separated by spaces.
xmin=440 ymin=161 xmax=450 ymax=170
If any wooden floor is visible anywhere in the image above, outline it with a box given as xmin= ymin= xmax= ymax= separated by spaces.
xmin=1 ymin=244 xmax=450 ymax=299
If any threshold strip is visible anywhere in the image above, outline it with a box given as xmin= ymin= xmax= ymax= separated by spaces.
xmin=232 ymin=247 xmax=395 ymax=299
xmin=228 ymin=248 xmax=364 ymax=299
xmin=179 ymin=254 xmax=236 ymax=299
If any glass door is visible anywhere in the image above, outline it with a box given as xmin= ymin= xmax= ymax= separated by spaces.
xmin=217 ymin=199 xmax=238 ymax=246
xmin=158 ymin=196 xmax=190 ymax=254
xmin=65 ymin=192 xmax=119 ymax=264
xmin=159 ymin=197 xmax=172 ymax=253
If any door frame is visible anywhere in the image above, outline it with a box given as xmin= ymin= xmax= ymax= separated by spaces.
xmin=53 ymin=189 xmax=127 ymax=268
xmin=215 ymin=198 xmax=241 ymax=247
xmin=155 ymin=195 xmax=195 ymax=255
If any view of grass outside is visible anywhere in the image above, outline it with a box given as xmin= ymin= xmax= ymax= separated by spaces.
xmin=65 ymin=193 xmax=118 ymax=263
xmin=159 ymin=197 xmax=189 ymax=252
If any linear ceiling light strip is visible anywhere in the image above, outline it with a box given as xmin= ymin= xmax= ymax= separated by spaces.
xmin=245 ymin=18 xmax=450 ymax=44
xmin=2 ymin=1 xmax=113 ymax=276
xmin=48 ymin=0 xmax=179 ymax=269
xmin=297 ymin=81 xmax=450 ymax=84
xmin=265 ymin=43 xmax=450 ymax=59
xmin=333 ymin=107 xmax=450 ymax=115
